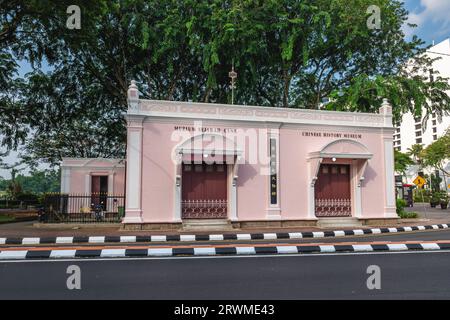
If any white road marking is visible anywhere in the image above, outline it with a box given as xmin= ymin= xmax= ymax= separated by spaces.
xmin=387 ymin=244 xmax=408 ymax=251
xmin=22 ymin=238 xmax=40 ymax=245
xmin=3 ymin=249 xmax=450 ymax=263
xmin=49 ymin=250 xmax=76 ymax=258
xmin=236 ymin=247 xmax=256 ymax=255
xmin=319 ymin=245 xmax=336 ymax=253
xmin=120 ymin=236 xmax=137 ymax=243
xmin=0 ymin=250 xmax=28 ymax=259
xmin=194 ymin=248 xmax=216 ymax=255
xmin=420 ymin=243 xmax=440 ymax=250
xmin=276 ymin=246 xmax=298 ymax=254
xmin=148 ymin=248 xmax=172 ymax=256
xmin=88 ymin=236 xmax=105 ymax=243
xmin=56 ymin=237 xmax=73 ymax=244
xmin=263 ymin=233 xmax=278 ymax=240
xmin=151 ymin=235 xmax=167 ymax=242
xmin=101 ymin=249 xmax=126 ymax=258
xmin=236 ymin=234 xmax=251 ymax=240
xmin=313 ymin=232 xmax=325 ymax=238
xmin=352 ymin=245 xmax=373 ymax=252
xmin=180 ymin=235 xmax=196 ymax=242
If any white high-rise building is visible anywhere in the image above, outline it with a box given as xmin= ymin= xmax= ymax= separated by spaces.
xmin=394 ymin=38 xmax=450 ymax=188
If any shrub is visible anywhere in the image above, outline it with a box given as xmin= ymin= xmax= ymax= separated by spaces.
xmin=396 ymin=198 xmax=406 ymax=216
xmin=398 ymin=211 xmax=418 ymax=219
xmin=413 ymin=189 xmax=431 ymax=203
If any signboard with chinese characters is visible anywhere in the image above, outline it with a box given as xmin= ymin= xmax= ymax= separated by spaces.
xmin=270 ymin=138 xmax=277 ymax=205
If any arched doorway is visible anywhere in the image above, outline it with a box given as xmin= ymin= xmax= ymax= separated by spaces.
xmin=182 ymin=163 xmax=228 ymax=219
xmin=174 ymin=133 xmax=242 ymax=220
xmin=314 ymin=163 xmax=351 ymax=217
xmin=308 ymin=139 xmax=373 ymax=219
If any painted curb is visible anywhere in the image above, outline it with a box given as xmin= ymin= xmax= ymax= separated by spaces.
xmin=0 ymin=223 xmax=448 ymax=246
xmin=1 ymin=242 xmax=450 ymax=260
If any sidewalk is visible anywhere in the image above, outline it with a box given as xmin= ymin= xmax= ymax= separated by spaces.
xmin=0 ymin=209 xmax=449 ymax=238
xmin=406 ymin=202 xmax=450 ymax=220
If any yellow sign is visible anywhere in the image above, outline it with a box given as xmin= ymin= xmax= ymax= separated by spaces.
xmin=413 ymin=176 xmax=426 ymax=188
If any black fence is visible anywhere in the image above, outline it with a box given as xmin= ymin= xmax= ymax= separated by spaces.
xmin=0 ymin=197 xmax=41 ymax=209
xmin=41 ymin=193 xmax=125 ymax=223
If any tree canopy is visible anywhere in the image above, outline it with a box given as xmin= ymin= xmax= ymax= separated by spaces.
xmin=1 ymin=0 xmax=450 ymax=166
xmin=422 ymin=128 xmax=450 ymax=175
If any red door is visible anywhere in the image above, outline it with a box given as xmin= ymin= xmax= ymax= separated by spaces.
xmin=91 ymin=176 xmax=108 ymax=210
xmin=182 ymin=163 xmax=227 ymax=219
xmin=314 ymin=164 xmax=351 ymax=217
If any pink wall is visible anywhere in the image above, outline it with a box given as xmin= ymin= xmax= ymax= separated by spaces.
xmin=136 ymin=120 xmax=394 ymax=222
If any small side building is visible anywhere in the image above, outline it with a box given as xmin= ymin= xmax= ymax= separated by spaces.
xmin=60 ymin=158 xmax=125 ymax=196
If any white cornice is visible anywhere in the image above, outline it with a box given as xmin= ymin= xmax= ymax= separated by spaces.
xmin=125 ymin=99 xmax=392 ymax=130
xmin=61 ymin=158 xmax=126 ymax=168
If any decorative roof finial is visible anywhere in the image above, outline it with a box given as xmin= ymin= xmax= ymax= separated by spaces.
xmin=127 ymin=80 xmax=139 ymax=112
xmin=228 ymin=63 xmax=237 ymax=105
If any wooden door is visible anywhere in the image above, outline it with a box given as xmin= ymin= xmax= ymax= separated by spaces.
xmin=314 ymin=164 xmax=351 ymax=217
xmin=91 ymin=176 xmax=108 ymax=210
xmin=182 ymin=163 xmax=227 ymax=219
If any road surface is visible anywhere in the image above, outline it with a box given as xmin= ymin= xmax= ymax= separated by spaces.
xmin=1 ymin=250 xmax=450 ymax=299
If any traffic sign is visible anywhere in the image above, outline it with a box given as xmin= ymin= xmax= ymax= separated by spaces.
xmin=413 ymin=176 xmax=426 ymax=188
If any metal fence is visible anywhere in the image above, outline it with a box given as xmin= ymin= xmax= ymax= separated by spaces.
xmin=0 ymin=196 xmax=41 ymax=209
xmin=41 ymin=193 xmax=125 ymax=223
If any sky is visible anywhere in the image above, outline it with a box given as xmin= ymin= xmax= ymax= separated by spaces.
xmin=403 ymin=0 xmax=450 ymax=45
xmin=1 ymin=0 xmax=450 ymax=179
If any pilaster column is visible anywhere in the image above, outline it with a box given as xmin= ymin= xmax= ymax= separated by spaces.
xmin=380 ymin=99 xmax=397 ymax=217
xmin=60 ymin=167 xmax=71 ymax=193
xmin=307 ymin=158 xmax=322 ymax=219
xmin=174 ymin=154 xmax=182 ymax=222
xmin=124 ymin=80 xmax=145 ymax=223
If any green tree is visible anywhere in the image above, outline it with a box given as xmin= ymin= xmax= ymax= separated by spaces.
xmin=422 ymin=129 xmax=450 ymax=176
xmin=14 ymin=169 xmax=60 ymax=193
xmin=394 ymin=149 xmax=414 ymax=177
xmin=407 ymin=144 xmax=425 ymax=167
xmin=0 ymin=169 xmax=60 ymax=194
xmin=2 ymin=0 xmax=450 ymax=165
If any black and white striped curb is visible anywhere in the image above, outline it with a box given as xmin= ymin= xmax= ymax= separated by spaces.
xmin=1 ymin=223 xmax=449 ymax=246
xmin=1 ymin=242 xmax=450 ymax=259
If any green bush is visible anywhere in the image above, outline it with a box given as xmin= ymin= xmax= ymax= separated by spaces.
xmin=396 ymin=198 xmax=406 ymax=216
xmin=413 ymin=189 xmax=431 ymax=203
xmin=398 ymin=211 xmax=418 ymax=219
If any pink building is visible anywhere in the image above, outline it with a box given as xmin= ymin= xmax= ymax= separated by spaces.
xmin=119 ymin=81 xmax=397 ymax=229
xmin=60 ymin=158 xmax=125 ymax=214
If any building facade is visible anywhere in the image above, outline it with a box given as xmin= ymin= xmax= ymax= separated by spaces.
xmin=121 ymin=81 xmax=397 ymax=229
xmin=394 ymin=38 xmax=450 ymax=188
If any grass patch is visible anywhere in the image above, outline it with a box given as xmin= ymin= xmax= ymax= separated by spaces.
xmin=0 ymin=215 xmax=16 ymax=223
xmin=398 ymin=211 xmax=419 ymax=219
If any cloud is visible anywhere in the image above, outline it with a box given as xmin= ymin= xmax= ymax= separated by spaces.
xmin=404 ymin=0 xmax=450 ymax=39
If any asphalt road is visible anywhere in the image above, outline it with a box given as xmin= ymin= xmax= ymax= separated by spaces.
xmin=1 ymin=251 xmax=450 ymax=299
